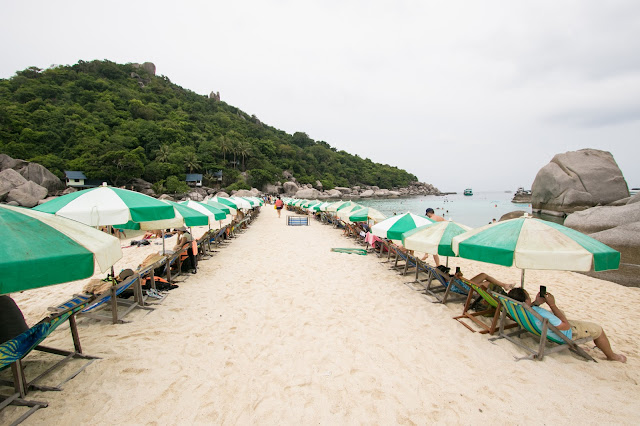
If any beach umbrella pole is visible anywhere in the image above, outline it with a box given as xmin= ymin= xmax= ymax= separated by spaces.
xmin=521 ymin=269 xmax=525 ymax=288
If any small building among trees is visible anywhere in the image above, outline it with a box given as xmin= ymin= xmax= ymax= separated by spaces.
xmin=186 ymin=173 xmax=203 ymax=187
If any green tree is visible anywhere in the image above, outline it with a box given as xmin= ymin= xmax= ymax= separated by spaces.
xmin=236 ymin=140 xmax=252 ymax=171
xmin=184 ymin=152 xmax=200 ymax=173
xmin=155 ymin=144 xmax=170 ymax=162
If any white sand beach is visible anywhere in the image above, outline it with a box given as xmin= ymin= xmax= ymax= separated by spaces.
xmin=3 ymin=207 xmax=640 ymax=424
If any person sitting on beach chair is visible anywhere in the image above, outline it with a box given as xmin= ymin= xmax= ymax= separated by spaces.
xmin=172 ymin=227 xmax=196 ymax=274
xmin=507 ymin=287 xmax=626 ymax=363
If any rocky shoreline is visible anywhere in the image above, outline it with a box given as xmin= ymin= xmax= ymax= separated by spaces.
xmin=0 ymin=154 xmax=445 ymax=207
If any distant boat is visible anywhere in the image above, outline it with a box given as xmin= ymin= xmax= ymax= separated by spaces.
xmin=464 ymin=188 xmax=473 ymax=196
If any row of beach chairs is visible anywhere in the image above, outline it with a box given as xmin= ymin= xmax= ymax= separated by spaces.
xmin=320 ymin=210 xmax=596 ymax=363
xmin=0 ymin=207 xmax=261 ymax=424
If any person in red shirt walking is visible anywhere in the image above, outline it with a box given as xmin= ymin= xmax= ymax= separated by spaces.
xmin=275 ymin=196 xmax=284 ymax=218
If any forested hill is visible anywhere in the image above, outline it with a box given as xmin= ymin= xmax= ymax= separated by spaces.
xmin=0 ymin=60 xmax=417 ymax=193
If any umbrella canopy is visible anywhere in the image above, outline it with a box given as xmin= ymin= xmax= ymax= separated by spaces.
xmin=452 ymin=215 xmax=620 ymax=284
xmin=347 ymin=207 xmax=387 ymax=224
xmin=313 ymin=202 xmax=332 ymax=212
xmin=179 ymin=201 xmax=227 ymax=222
xmin=320 ymin=201 xmax=341 ymax=211
xmin=1 ymin=204 xmax=123 ymax=294
xmin=402 ymin=220 xmax=472 ymax=257
xmin=229 ymin=196 xmax=252 ymax=210
xmin=205 ymin=199 xmax=234 ymax=215
xmin=371 ymin=212 xmax=435 ymax=241
xmin=34 ymin=186 xmax=175 ymax=226
xmin=212 ymin=196 xmax=239 ymax=212
xmin=326 ymin=201 xmax=350 ymax=212
xmin=337 ymin=203 xmax=365 ymax=221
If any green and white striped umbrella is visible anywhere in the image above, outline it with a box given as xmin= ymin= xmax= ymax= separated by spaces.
xmin=313 ymin=202 xmax=332 ymax=212
xmin=326 ymin=201 xmax=349 ymax=212
xmin=451 ymin=214 xmax=620 ymax=286
xmin=347 ymin=207 xmax=387 ymax=224
xmin=206 ymin=199 xmax=234 ymax=215
xmin=179 ymin=201 xmax=227 ymax=221
xmin=212 ymin=196 xmax=239 ymax=212
xmin=402 ymin=220 xmax=472 ymax=257
xmin=34 ymin=186 xmax=175 ymax=226
xmin=371 ymin=212 xmax=435 ymax=241
xmin=337 ymin=203 xmax=365 ymax=221
xmin=114 ymin=200 xmax=206 ymax=230
xmin=1 ymin=204 xmax=123 ymax=294
xmin=229 ymin=196 xmax=252 ymax=210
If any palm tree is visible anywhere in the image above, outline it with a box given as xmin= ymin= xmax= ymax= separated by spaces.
xmin=230 ymin=139 xmax=239 ymax=169
xmin=219 ymin=137 xmax=231 ymax=163
xmin=155 ymin=145 xmax=170 ymax=162
xmin=184 ymin=152 xmax=201 ymax=173
xmin=237 ymin=140 xmax=252 ymax=171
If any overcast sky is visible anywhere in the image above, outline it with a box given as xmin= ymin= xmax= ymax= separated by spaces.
xmin=2 ymin=0 xmax=639 ymax=192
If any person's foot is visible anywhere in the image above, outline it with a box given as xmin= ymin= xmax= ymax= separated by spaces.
xmin=608 ymin=354 xmax=627 ymax=363
xmin=504 ymin=282 xmax=516 ymax=291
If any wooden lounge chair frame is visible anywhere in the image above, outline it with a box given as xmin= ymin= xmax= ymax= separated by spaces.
xmin=452 ymin=279 xmax=517 ymax=335
xmin=422 ymin=265 xmax=469 ymax=304
xmin=404 ymin=258 xmax=433 ymax=291
xmin=1 ymin=300 xmax=99 ymax=424
xmin=79 ymin=272 xmax=153 ymax=324
xmin=489 ymin=293 xmax=596 ymax=362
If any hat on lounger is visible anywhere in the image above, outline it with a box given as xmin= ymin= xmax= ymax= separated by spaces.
xmin=176 ymin=226 xmax=187 ymax=232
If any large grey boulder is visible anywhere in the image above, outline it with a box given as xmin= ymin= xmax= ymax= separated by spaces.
xmin=283 ymin=181 xmax=299 ymax=195
xmin=315 ymin=180 xmax=323 ymax=191
xmin=374 ymin=189 xmax=390 ymax=197
xmin=18 ymin=163 xmax=63 ymax=192
xmin=582 ymin=223 xmax=640 ymax=287
xmin=0 ymin=169 xmax=28 ymax=201
xmin=216 ymin=191 xmax=230 ymax=198
xmin=360 ymin=189 xmax=374 ymax=198
xmin=187 ymin=191 xmax=205 ymax=201
xmin=325 ymin=189 xmax=342 ymax=198
xmin=531 ymin=149 xmax=629 ymax=214
xmin=234 ymin=189 xmax=260 ymax=197
xmin=334 ymin=186 xmax=351 ymax=195
xmin=158 ymin=194 xmax=175 ymax=201
xmin=564 ymin=203 xmax=640 ymax=234
xmin=294 ymin=188 xmax=321 ymax=199
xmin=628 ymin=193 xmax=640 ymax=205
xmin=6 ymin=181 xmax=48 ymax=207
xmin=263 ymin=184 xmax=282 ymax=194
xmin=0 ymin=154 xmax=26 ymax=171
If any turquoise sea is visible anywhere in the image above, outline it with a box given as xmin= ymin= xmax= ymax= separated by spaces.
xmin=356 ymin=191 xmax=531 ymax=228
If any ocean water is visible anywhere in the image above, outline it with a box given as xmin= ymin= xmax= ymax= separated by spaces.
xmin=355 ymin=191 xmax=531 ymax=228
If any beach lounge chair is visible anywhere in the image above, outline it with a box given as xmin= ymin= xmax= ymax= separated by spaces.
xmin=404 ymin=258 xmax=433 ymax=291
xmin=80 ymin=271 xmax=153 ymax=324
xmin=1 ymin=298 xmax=99 ymax=424
xmin=422 ymin=265 xmax=470 ymax=304
xmin=453 ymin=279 xmax=517 ymax=335
xmin=387 ymin=246 xmax=417 ymax=275
xmin=489 ymin=293 xmax=596 ymax=361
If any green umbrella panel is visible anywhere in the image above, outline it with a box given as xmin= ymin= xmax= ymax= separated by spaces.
xmin=1 ymin=204 xmax=123 ymax=294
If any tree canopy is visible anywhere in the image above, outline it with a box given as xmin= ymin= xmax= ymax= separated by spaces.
xmin=0 ymin=60 xmax=418 ymax=192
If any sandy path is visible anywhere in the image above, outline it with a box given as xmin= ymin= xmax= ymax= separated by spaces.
xmin=3 ymin=206 xmax=640 ymax=424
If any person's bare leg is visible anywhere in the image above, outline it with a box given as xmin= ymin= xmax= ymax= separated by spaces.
xmin=470 ymin=273 xmax=513 ymax=291
xmin=594 ymin=330 xmax=626 ymax=362
xmin=434 ymin=254 xmax=441 ymax=266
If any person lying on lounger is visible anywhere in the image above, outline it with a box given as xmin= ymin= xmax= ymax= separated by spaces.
xmin=464 ymin=272 xmax=515 ymax=292
xmin=507 ymin=287 xmax=626 ymax=363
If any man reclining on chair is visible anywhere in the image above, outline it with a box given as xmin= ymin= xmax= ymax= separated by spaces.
xmin=507 ymin=288 xmax=626 ymax=363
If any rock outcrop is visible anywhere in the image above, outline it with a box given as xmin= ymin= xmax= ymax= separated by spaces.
xmin=283 ymin=182 xmax=299 ymax=195
xmin=531 ymin=149 xmax=629 ymax=215
xmin=360 ymin=190 xmax=374 ymax=198
xmin=564 ymin=197 xmax=640 ymax=287
xmin=0 ymin=169 xmax=28 ymax=201
xmin=294 ymin=188 xmax=321 ymax=199
xmin=7 ymin=181 xmax=48 ymax=208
